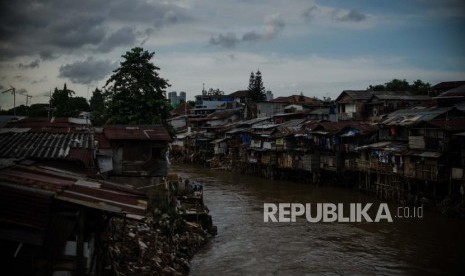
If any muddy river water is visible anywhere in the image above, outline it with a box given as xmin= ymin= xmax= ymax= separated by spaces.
xmin=171 ymin=164 xmax=465 ymax=275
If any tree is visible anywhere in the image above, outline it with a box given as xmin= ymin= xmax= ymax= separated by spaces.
xmin=247 ymin=70 xmax=266 ymax=102
xmin=103 ymin=47 xmax=172 ymax=127
xmin=248 ymin=71 xmax=255 ymax=92
xmin=206 ymin=88 xmax=224 ymax=96
xmin=50 ymin=83 xmax=76 ymax=117
xmin=89 ymin=88 xmax=105 ymax=126
xmin=28 ymin=103 xmax=49 ymax=117
xmin=70 ymin=97 xmax=89 ymax=112
xmin=410 ymin=79 xmax=432 ymax=96
xmin=367 ymin=84 xmax=385 ymax=91
xmin=187 ymin=100 xmax=196 ymax=107
xmin=50 ymin=83 xmax=90 ymax=117
xmin=367 ymin=78 xmax=432 ymax=95
xmin=385 ymin=79 xmax=410 ymax=91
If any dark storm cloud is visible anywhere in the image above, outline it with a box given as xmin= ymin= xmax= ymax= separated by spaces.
xmin=18 ymin=59 xmax=40 ymax=69
xmin=0 ymin=0 xmax=191 ymax=60
xmin=211 ymin=14 xmax=285 ymax=48
xmin=99 ymin=27 xmax=137 ymax=53
xmin=139 ymin=28 xmax=155 ymax=46
xmin=59 ymin=57 xmax=117 ymax=84
xmin=39 ymin=50 xmax=60 ymax=61
xmin=48 ymin=14 xmax=106 ymax=48
xmin=333 ymin=10 xmax=367 ymax=22
xmin=108 ymin=1 xmax=191 ymax=26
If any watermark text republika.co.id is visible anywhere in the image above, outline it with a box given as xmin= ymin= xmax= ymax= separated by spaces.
xmin=264 ymin=203 xmax=424 ymax=223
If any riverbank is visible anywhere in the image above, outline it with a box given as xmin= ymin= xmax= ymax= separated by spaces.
xmin=172 ymin=158 xmax=465 ymax=218
xmin=102 ymin=173 xmax=216 ymax=275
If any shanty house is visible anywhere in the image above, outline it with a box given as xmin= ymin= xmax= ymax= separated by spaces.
xmin=96 ymin=125 xmax=171 ymax=177
xmin=365 ymin=91 xmax=431 ymax=119
xmin=0 ymin=117 xmax=94 ymax=169
xmin=335 ymin=90 xmax=373 ymax=120
xmin=0 ymin=164 xmax=147 ymax=275
xmin=257 ymin=95 xmax=321 ymax=118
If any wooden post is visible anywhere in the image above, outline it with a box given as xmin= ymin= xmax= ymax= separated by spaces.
xmin=76 ymin=209 xmax=86 ymax=276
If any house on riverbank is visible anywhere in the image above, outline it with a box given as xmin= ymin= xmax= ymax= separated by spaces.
xmin=171 ymin=84 xmax=465 ymax=208
xmin=0 ymin=116 xmax=200 ymax=274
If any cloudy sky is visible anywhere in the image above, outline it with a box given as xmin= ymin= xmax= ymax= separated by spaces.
xmin=1 ymin=0 xmax=464 ymax=108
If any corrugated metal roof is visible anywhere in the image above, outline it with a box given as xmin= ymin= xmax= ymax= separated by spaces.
xmin=271 ymin=95 xmax=321 ymax=105
xmin=436 ymin=84 xmax=465 ymax=98
xmin=229 ymin=90 xmax=248 ymax=97
xmin=336 ymin=90 xmax=430 ymax=103
xmin=4 ymin=117 xmax=91 ymax=131
xmin=103 ymin=125 xmax=171 ymax=142
xmin=0 ymin=165 xmax=148 ymax=220
xmin=278 ymin=118 xmax=307 ymax=128
xmin=336 ymin=90 xmax=372 ymax=102
xmin=0 ymin=132 xmax=93 ymax=163
xmin=371 ymin=91 xmax=431 ymax=101
xmin=210 ymin=138 xmax=227 ymax=144
xmin=355 ymin=141 xmax=407 ymax=152
xmin=206 ymin=110 xmax=240 ymax=120
xmin=0 ymin=183 xmax=54 ymax=232
xmin=239 ymin=116 xmax=271 ymax=126
xmin=382 ymin=106 xmax=456 ymax=126
xmin=433 ymin=81 xmax=465 ymax=91
xmin=95 ymin=132 xmax=111 ymax=149
xmin=315 ymin=121 xmax=378 ymax=134
xmin=403 ymin=150 xmax=442 ymax=158
xmin=308 ymin=108 xmax=330 ymax=115
xmin=226 ymin=127 xmax=248 ymax=134
xmin=253 ymin=123 xmax=280 ymax=130
xmin=386 ymin=106 xmax=452 ymax=118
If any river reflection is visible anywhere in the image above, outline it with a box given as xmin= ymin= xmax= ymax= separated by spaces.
xmin=171 ymin=164 xmax=465 ymax=275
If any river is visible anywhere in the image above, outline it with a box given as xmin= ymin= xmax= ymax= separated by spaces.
xmin=171 ymin=164 xmax=465 ymax=275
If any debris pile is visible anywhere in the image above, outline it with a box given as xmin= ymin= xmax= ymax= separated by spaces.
xmin=105 ymin=210 xmax=211 ymax=275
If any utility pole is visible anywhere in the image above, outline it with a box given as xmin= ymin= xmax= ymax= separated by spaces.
xmin=48 ymin=90 xmax=52 ymax=118
xmin=25 ymin=94 xmax=32 ymax=116
xmin=1 ymin=86 xmax=16 ymax=116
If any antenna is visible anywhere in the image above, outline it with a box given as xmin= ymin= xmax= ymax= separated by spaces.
xmin=1 ymin=85 xmax=16 ymax=116
xmin=25 ymin=94 xmax=32 ymax=107
xmin=26 ymin=94 xmax=32 ymax=116
xmin=25 ymin=94 xmax=32 ymax=116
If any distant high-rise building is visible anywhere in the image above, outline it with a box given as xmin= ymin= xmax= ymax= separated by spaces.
xmin=168 ymin=91 xmax=179 ymax=107
xmin=179 ymin=91 xmax=186 ymax=103
xmin=167 ymin=91 xmax=188 ymax=107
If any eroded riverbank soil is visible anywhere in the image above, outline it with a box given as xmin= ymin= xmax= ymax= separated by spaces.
xmin=104 ymin=211 xmax=211 ymax=275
